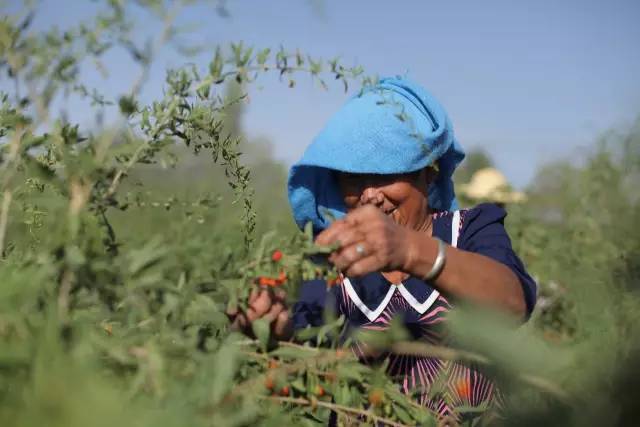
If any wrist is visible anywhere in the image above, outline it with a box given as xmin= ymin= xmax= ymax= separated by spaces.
xmin=402 ymin=231 xmax=441 ymax=279
xmin=423 ymin=237 xmax=446 ymax=281
xmin=402 ymin=229 xmax=422 ymax=274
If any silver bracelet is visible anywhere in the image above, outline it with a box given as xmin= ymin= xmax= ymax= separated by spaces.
xmin=423 ymin=237 xmax=446 ymax=281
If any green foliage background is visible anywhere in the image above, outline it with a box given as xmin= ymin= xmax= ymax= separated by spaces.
xmin=0 ymin=2 xmax=639 ymax=426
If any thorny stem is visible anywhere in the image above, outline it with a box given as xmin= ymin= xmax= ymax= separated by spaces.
xmin=390 ymin=341 xmax=489 ymax=365
xmin=235 ymin=341 xmax=441 ymax=423
xmin=0 ymin=190 xmax=13 ymax=256
xmin=238 ymin=339 xmax=569 ymax=402
xmin=390 ymin=341 xmax=569 ymax=401
xmin=229 ymin=342 xmax=355 ymax=400
xmin=263 ymin=395 xmax=412 ymax=427
xmin=195 ymin=63 xmax=368 ymax=94
xmin=105 ymin=135 xmax=148 ymax=199
xmin=57 ymin=269 xmax=74 ymax=321
xmin=519 ymin=373 xmax=570 ymax=403
xmin=1 ymin=34 xmax=57 ymax=257
xmin=105 ymin=1 xmax=184 ymax=199
xmin=0 ymin=128 xmax=25 ymax=257
xmin=110 ymin=53 xmax=366 ymax=196
xmin=57 ymin=179 xmax=92 ymax=320
xmin=129 ymin=1 xmax=184 ymax=98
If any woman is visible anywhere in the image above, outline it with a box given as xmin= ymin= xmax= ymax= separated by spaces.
xmin=228 ymin=77 xmax=536 ymax=419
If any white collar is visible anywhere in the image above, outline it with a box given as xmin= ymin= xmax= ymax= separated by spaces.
xmin=343 ymin=277 xmax=441 ymax=322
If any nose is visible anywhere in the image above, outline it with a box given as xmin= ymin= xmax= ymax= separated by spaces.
xmin=360 ymin=186 xmax=384 ymax=208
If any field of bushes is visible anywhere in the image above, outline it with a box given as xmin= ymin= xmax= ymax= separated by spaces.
xmin=0 ymin=2 xmax=639 ymax=426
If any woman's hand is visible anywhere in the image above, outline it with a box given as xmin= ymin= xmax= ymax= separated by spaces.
xmin=315 ymin=205 xmax=414 ymax=277
xmin=226 ymin=288 xmax=293 ymax=341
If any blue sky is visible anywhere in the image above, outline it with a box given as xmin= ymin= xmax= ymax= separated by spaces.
xmin=9 ymin=0 xmax=640 ymax=188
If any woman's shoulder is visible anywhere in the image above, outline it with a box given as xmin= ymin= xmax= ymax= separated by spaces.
xmin=457 ymin=203 xmax=514 ymax=252
xmin=459 ymin=202 xmax=508 ymax=231
xmin=432 ymin=203 xmax=506 ymax=244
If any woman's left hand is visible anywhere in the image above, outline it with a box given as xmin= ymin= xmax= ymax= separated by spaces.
xmin=315 ymin=205 xmax=413 ymax=277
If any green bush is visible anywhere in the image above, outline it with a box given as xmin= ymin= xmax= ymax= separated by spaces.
xmin=0 ymin=2 xmax=639 ymax=426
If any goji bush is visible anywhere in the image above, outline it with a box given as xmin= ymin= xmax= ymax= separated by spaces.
xmin=0 ymin=2 xmax=639 ymax=427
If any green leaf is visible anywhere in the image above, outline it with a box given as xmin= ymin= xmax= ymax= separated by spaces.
xmin=295 ymin=325 xmax=319 ymax=342
xmin=210 ymin=340 xmax=240 ymax=405
xmin=336 ymin=362 xmax=368 ymax=383
xmin=257 ymin=48 xmax=270 ymax=65
xmin=252 ymin=318 xmax=270 ymax=351
xmin=118 ymin=95 xmax=138 ymax=117
xmin=270 ymin=346 xmax=316 ymax=360
xmin=392 ymin=403 xmax=414 ymax=425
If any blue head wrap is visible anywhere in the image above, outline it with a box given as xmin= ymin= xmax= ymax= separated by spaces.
xmin=287 ymin=76 xmax=465 ymax=233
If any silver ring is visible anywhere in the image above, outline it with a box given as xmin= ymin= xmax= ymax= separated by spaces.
xmin=355 ymin=244 xmax=366 ymax=256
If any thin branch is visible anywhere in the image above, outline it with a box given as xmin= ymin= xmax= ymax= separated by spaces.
xmin=519 ymin=373 xmax=571 ymax=402
xmin=104 ymin=136 xmax=148 ymax=199
xmin=104 ymin=1 xmax=185 ymax=199
xmin=0 ymin=190 xmax=13 ymax=256
xmin=240 ymin=339 xmax=569 ymax=402
xmin=228 ymin=342 xmax=354 ymax=400
xmin=57 ymin=269 xmax=74 ymax=321
xmin=129 ymin=1 xmax=184 ymax=98
xmin=0 ymin=127 xmax=25 ymax=257
xmin=390 ymin=341 xmax=569 ymax=401
xmin=390 ymin=341 xmax=489 ymax=365
xmin=263 ymin=395 xmax=413 ymax=427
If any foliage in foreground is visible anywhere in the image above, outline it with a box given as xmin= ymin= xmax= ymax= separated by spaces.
xmin=0 ymin=2 xmax=639 ymax=426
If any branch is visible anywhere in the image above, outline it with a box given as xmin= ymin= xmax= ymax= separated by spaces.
xmin=0 ymin=127 xmax=25 ymax=257
xmin=104 ymin=135 xmax=148 ymax=199
xmin=390 ymin=341 xmax=489 ymax=365
xmin=263 ymin=395 xmax=414 ymax=427
xmin=390 ymin=341 xmax=570 ymax=402
xmin=0 ymin=190 xmax=13 ymax=256
xmin=129 ymin=1 xmax=184 ymax=98
xmin=104 ymin=1 xmax=185 ymax=199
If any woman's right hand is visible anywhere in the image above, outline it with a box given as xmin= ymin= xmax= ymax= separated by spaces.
xmin=226 ymin=288 xmax=294 ymax=341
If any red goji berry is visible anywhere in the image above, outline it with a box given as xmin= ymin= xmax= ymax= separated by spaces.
xmin=264 ymin=375 xmax=275 ymax=390
xmin=271 ymin=250 xmax=283 ymax=262
xmin=368 ymin=388 xmax=384 ymax=406
xmin=258 ymin=276 xmax=277 ymax=286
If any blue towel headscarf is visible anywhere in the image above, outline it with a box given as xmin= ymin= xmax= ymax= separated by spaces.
xmin=287 ymin=76 xmax=465 ymax=233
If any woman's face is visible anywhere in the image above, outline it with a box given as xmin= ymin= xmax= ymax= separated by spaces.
xmin=336 ymin=167 xmax=435 ymax=230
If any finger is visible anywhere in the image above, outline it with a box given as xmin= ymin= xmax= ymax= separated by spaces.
xmin=246 ymin=290 xmax=272 ymax=320
xmin=330 ymin=226 xmax=365 ymax=251
xmin=273 ymin=288 xmax=288 ymax=303
xmin=262 ymin=286 xmax=287 ymax=304
xmin=264 ymin=301 xmax=285 ymax=323
xmin=248 ymin=289 xmax=259 ymax=304
xmin=273 ymin=310 xmax=292 ymax=340
xmin=343 ymin=204 xmax=383 ymax=225
xmin=230 ymin=311 xmax=249 ymax=332
xmin=330 ymin=240 xmax=371 ymax=271
xmin=315 ymin=219 xmax=352 ymax=246
xmin=343 ymin=254 xmax=384 ymax=278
